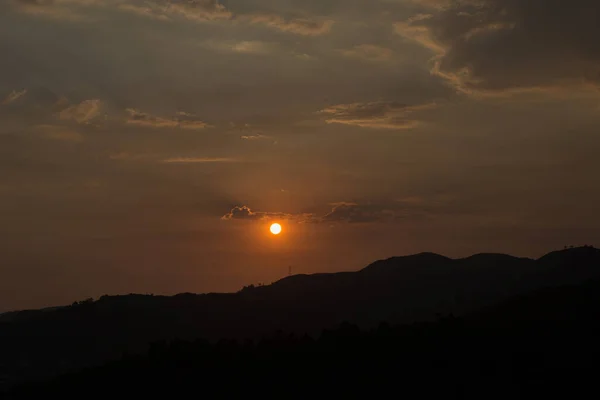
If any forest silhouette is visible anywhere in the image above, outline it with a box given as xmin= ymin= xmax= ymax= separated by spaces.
xmin=2 ymin=246 xmax=600 ymax=398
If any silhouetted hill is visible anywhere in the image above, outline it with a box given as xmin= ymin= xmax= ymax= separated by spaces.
xmin=1 ymin=246 xmax=599 ymax=389
xmin=7 ymin=278 xmax=600 ymax=399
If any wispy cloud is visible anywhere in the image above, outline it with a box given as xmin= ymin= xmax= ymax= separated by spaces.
xmin=2 ymin=89 xmax=28 ymax=105
xmin=241 ymin=14 xmax=334 ymax=36
xmin=202 ymin=40 xmax=275 ymax=55
xmin=221 ymin=205 xmax=301 ymax=221
xmin=10 ymin=1 xmax=334 ymax=37
xmin=165 ymin=0 xmax=233 ymax=22
xmin=126 ymin=108 xmax=178 ymax=128
xmin=126 ymin=109 xmax=211 ymax=129
xmin=319 ymin=101 xmax=436 ymax=130
xmin=179 ymin=120 xmax=212 ymax=130
xmin=11 ymin=0 xmax=92 ymax=21
xmin=241 ymin=134 xmax=270 ymax=140
xmin=117 ymin=3 xmax=171 ymax=21
xmin=221 ymin=203 xmax=399 ymax=224
xmin=58 ymin=99 xmax=103 ymax=124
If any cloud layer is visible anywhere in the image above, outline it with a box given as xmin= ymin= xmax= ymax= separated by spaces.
xmin=4 ymin=0 xmax=600 ymax=313
xmin=221 ymin=206 xmax=297 ymax=221
xmin=320 ymin=101 xmax=436 ymax=129
xmin=397 ymin=0 xmax=600 ymax=93
xmin=59 ymin=99 xmax=103 ymax=124
xmin=222 ymin=203 xmax=400 ymax=224
xmin=126 ymin=109 xmax=210 ymax=129
xmin=10 ymin=0 xmax=333 ymax=36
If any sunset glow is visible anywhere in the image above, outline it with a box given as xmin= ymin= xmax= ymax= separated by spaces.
xmin=1 ymin=0 xmax=600 ymax=314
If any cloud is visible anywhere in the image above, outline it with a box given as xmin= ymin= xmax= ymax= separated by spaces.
xmin=58 ymin=99 xmax=103 ymax=123
xmin=155 ymin=1 xmax=334 ymax=36
xmin=179 ymin=120 xmax=212 ymax=130
xmin=241 ymin=134 xmax=270 ymax=140
xmin=221 ymin=205 xmax=297 ymax=221
xmin=164 ymin=0 xmax=232 ymax=22
xmin=407 ymin=0 xmax=454 ymax=10
xmin=10 ymin=0 xmax=96 ymax=20
xmin=394 ymin=14 xmax=445 ymax=54
xmin=241 ymin=14 xmax=334 ymax=36
xmin=222 ymin=203 xmax=399 ymax=224
xmin=319 ymin=101 xmax=436 ymax=129
xmin=125 ymin=109 xmax=210 ymax=129
xmin=1 ymin=88 xmax=97 ymax=125
xmin=396 ymin=0 xmax=600 ymax=94
xmin=337 ymin=45 xmax=394 ymax=63
xmin=10 ymin=0 xmax=229 ymax=22
xmin=117 ymin=3 xmax=171 ymax=21
xmin=202 ymin=40 xmax=275 ymax=55
xmin=126 ymin=109 xmax=178 ymax=128
xmin=4 ymin=87 xmax=68 ymax=111
xmin=2 ymin=89 xmax=28 ymax=105
xmin=10 ymin=1 xmax=333 ymax=37
xmin=162 ymin=157 xmax=238 ymax=163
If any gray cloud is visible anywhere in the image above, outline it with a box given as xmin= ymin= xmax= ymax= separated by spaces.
xmin=164 ymin=0 xmax=232 ymax=21
xmin=10 ymin=0 xmax=99 ymax=20
xmin=222 ymin=203 xmax=400 ymax=224
xmin=10 ymin=0 xmax=231 ymax=21
xmin=117 ymin=3 xmax=172 ymax=21
xmin=126 ymin=109 xmax=211 ymax=129
xmin=241 ymin=133 xmax=270 ymax=140
xmin=0 ymin=87 xmax=65 ymax=112
xmin=201 ymin=40 xmax=276 ymax=55
xmin=397 ymin=0 xmax=600 ymax=94
xmin=11 ymin=0 xmax=332 ymax=36
xmin=240 ymin=13 xmax=334 ymax=36
xmin=0 ymin=88 xmax=103 ymax=131
xmin=221 ymin=205 xmax=297 ymax=221
xmin=319 ymin=101 xmax=436 ymax=129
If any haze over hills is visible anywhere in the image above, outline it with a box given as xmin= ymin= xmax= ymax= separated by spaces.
xmin=1 ymin=246 xmax=599 ymax=389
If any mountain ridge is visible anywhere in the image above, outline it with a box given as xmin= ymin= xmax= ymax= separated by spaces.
xmin=1 ymin=246 xmax=599 ymax=388
xmin=2 ymin=247 xmax=598 ymax=317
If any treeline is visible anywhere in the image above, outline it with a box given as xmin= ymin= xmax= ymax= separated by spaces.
xmin=8 ymin=306 xmax=600 ymax=399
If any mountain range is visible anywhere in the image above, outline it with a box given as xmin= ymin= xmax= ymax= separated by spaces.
xmin=1 ymin=246 xmax=599 ymax=389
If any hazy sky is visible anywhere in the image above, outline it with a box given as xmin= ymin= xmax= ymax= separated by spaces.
xmin=2 ymin=0 xmax=600 ymax=311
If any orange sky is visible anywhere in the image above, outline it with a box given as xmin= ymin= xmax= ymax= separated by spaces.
xmin=1 ymin=0 xmax=600 ymax=311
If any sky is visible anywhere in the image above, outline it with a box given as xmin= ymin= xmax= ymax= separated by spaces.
xmin=2 ymin=0 xmax=600 ymax=311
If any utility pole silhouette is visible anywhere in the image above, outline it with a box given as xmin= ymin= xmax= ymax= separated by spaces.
xmin=288 ymin=265 xmax=292 ymax=276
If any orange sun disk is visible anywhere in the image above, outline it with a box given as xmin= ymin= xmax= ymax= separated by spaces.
xmin=270 ymin=223 xmax=282 ymax=235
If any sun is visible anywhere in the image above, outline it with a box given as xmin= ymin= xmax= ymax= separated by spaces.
xmin=270 ymin=223 xmax=282 ymax=235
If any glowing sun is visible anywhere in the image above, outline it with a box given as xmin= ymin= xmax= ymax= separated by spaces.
xmin=270 ymin=223 xmax=282 ymax=235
